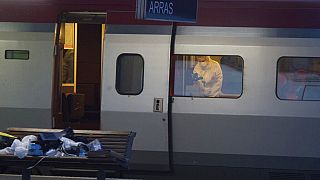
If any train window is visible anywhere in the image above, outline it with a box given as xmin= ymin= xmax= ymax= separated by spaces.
xmin=173 ymin=55 xmax=243 ymax=98
xmin=116 ymin=54 xmax=144 ymax=95
xmin=5 ymin=50 xmax=29 ymax=60
xmin=277 ymin=57 xmax=320 ymax=101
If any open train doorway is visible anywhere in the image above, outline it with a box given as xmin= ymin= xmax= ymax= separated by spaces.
xmin=52 ymin=12 xmax=106 ymax=130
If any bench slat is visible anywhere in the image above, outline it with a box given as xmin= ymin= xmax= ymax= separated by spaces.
xmin=7 ymin=127 xmax=131 ymax=136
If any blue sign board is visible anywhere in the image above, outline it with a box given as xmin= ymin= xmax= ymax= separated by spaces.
xmin=136 ymin=0 xmax=197 ymax=23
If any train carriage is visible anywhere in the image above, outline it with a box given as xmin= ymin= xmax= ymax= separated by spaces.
xmin=0 ymin=0 xmax=320 ymax=178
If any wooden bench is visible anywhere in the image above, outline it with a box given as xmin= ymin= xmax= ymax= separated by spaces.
xmin=0 ymin=127 xmax=136 ymax=180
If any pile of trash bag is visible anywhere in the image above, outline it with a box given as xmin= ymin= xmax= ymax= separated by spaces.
xmin=0 ymin=128 xmax=102 ymax=159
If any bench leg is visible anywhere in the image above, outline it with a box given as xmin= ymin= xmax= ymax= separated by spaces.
xmin=22 ymin=168 xmax=31 ymax=180
xmin=97 ymin=170 xmax=106 ymax=180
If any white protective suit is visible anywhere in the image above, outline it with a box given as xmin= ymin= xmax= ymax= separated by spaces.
xmin=193 ymin=58 xmax=223 ymax=97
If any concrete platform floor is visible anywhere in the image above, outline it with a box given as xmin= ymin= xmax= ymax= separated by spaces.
xmin=0 ymin=174 xmax=135 ymax=180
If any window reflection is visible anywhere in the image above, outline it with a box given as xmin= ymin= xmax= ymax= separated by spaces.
xmin=277 ymin=57 xmax=320 ymax=100
xmin=116 ymin=54 xmax=144 ymax=95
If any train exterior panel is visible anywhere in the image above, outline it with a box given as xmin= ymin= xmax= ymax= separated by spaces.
xmin=171 ymin=27 xmax=320 ymax=168
xmin=100 ymin=25 xmax=320 ymax=169
xmin=0 ymin=23 xmax=54 ymax=130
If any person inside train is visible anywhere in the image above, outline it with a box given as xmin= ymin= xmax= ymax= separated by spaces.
xmin=192 ymin=56 xmax=223 ymax=97
xmin=62 ymin=49 xmax=74 ymax=83
xmin=278 ymin=69 xmax=307 ymax=100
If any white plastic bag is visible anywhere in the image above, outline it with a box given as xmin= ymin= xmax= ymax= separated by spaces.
xmin=60 ymin=137 xmax=80 ymax=150
xmin=21 ymin=135 xmax=37 ymax=146
xmin=11 ymin=136 xmax=35 ymax=159
xmin=10 ymin=139 xmax=23 ymax=150
xmin=14 ymin=146 xmax=28 ymax=159
xmin=0 ymin=147 xmax=13 ymax=155
xmin=46 ymin=149 xmax=58 ymax=157
xmin=87 ymin=139 xmax=102 ymax=151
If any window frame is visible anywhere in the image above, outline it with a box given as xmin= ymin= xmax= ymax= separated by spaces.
xmin=171 ymin=54 xmax=244 ymax=99
xmin=276 ymin=56 xmax=320 ymax=101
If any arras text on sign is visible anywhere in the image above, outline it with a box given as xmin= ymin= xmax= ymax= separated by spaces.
xmin=148 ymin=1 xmax=174 ymax=15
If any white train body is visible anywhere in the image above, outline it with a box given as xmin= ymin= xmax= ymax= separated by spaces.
xmin=0 ymin=23 xmax=54 ymax=129
xmin=1 ymin=22 xmax=320 ymax=170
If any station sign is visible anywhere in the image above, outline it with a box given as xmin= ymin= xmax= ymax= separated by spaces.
xmin=136 ymin=0 xmax=197 ymax=23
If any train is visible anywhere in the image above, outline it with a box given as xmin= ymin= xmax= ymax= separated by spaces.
xmin=1 ymin=0 xmax=320 ymax=178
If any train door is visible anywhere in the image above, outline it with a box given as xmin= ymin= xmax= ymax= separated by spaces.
xmin=101 ymin=25 xmax=171 ymax=170
xmin=52 ymin=12 xmax=106 ymax=130
xmin=169 ymin=26 xmax=247 ymax=167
